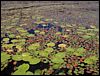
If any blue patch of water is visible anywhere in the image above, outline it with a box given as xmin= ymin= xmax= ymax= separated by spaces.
xmin=27 ymin=29 xmax=35 ymax=34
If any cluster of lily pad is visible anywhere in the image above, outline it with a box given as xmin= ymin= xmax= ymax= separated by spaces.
xmin=1 ymin=14 xmax=99 ymax=75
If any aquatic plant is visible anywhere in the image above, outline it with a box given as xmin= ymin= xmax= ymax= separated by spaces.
xmin=84 ymin=55 xmax=98 ymax=64
xmin=12 ymin=55 xmax=22 ymax=61
xmin=47 ymin=42 xmax=55 ymax=47
xmin=12 ymin=63 xmax=30 ymax=75
xmin=51 ymin=56 xmax=64 ymax=64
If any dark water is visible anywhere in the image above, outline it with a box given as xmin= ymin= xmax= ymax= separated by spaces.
xmin=1 ymin=60 xmax=49 ymax=75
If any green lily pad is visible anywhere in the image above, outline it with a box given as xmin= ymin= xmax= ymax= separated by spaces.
xmin=73 ymin=47 xmax=85 ymax=56
xmin=84 ymin=56 xmax=98 ymax=64
xmin=35 ymin=30 xmax=40 ymax=33
xmin=22 ymin=56 xmax=32 ymax=61
xmin=47 ymin=42 xmax=55 ymax=47
xmin=12 ymin=70 xmax=26 ymax=75
xmin=52 ymin=63 xmax=61 ymax=69
xmin=66 ymin=47 xmax=75 ymax=55
xmin=28 ymin=43 xmax=40 ymax=50
xmin=34 ymin=69 xmax=41 ymax=75
xmin=13 ymin=63 xmax=29 ymax=75
xmin=11 ymin=39 xmax=19 ymax=43
xmin=44 ymin=47 xmax=53 ymax=53
xmin=2 ymin=44 xmax=14 ymax=48
xmin=12 ymin=55 xmax=22 ymax=61
xmin=1 ymin=52 xmax=11 ymax=63
xmin=26 ymin=71 xmax=33 ymax=75
xmin=17 ymin=63 xmax=29 ymax=71
xmin=93 ymin=28 xmax=99 ymax=32
xmin=80 ymin=64 xmax=84 ymax=67
xmin=55 ymin=52 xmax=66 ymax=58
xmin=9 ymin=34 xmax=15 ymax=38
xmin=29 ymin=58 xmax=40 ymax=65
xmin=22 ymin=52 xmax=30 ymax=57
xmin=27 ymin=34 xmax=35 ymax=37
xmin=86 ymin=33 xmax=95 ymax=36
xmin=3 ymin=38 xmax=9 ymax=42
xmin=18 ymin=29 xmax=27 ymax=33
xmin=51 ymin=57 xmax=64 ymax=64
xmin=82 ymin=35 xmax=91 ymax=39
xmin=39 ymin=51 xmax=49 ymax=57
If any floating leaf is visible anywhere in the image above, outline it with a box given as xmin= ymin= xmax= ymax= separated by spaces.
xmin=12 ymin=55 xmax=22 ymax=61
xmin=9 ymin=34 xmax=15 ymax=38
xmin=22 ymin=56 xmax=32 ymax=61
xmin=28 ymin=43 xmax=40 ymax=50
xmin=52 ymin=63 xmax=61 ymax=69
xmin=17 ymin=63 xmax=29 ymax=71
xmin=84 ymin=56 xmax=98 ymax=64
xmin=34 ymin=30 xmax=40 ymax=33
xmin=82 ymin=35 xmax=91 ymax=39
xmin=44 ymin=47 xmax=53 ymax=53
xmin=26 ymin=71 xmax=33 ymax=75
xmin=55 ymin=52 xmax=66 ymax=58
xmin=27 ymin=34 xmax=35 ymax=37
xmin=3 ymin=38 xmax=9 ymax=42
xmin=34 ymin=69 xmax=41 ymax=75
xmin=39 ymin=51 xmax=49 ymax=57
xmin=13 ymin=64 xmax=29 ymax=75
xmin=51 ymin=57 xmax=64 ymax=64
xmin=73 ymin=47 xmax=85 ymax=56
xmin=12 ymin=70 xmax=26 ymax=75
xmin=67 ymin=47 xmax=75 ymax=52
xmin=29 ymin=58 xmax=40 ymax=65
xmin=1 ymin=52 xmax=11 ymax=63
xmin=47 ymin=42 xmax=55 ymax=47
xmin=22 ymin=52 xmax=30 ymax=57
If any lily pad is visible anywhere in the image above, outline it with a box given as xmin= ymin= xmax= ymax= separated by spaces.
xmin=28 ymin=43 xmax=40 ymax=50
xmin=22 ymin=52 xmax=30 ymax=57
xmin=66 ymin=47 xmax=75 ymax=54
xmin=34 ymin=30 xmax=40 ymax=33
xmin=55 ymin=52 xmax=66 ymax=58
xmin=39 ymin=51 xmax=49 ymax=57
xmin=2 ymin=38 xmax=9 ymax=42
xmin=9 ymin=34 xmax=15 ymax=38
xmin=73 ymin=47 xmax=85 ymax=56
xmin=84 ymin=56 xmax=98 ymax=64
xmin=27 ymin=34 xmax=35 ymax=37
xmin=17 ymin=63 xmax=29 ymax=71
xmin=47 ymin=42 xmax=55 ymax=47
xmin=82 ymin=35 xmax=91 ymax=39
xmin=12 ymin=55 xmax=22 ymax=61
xmin=12 ymin=70 xmax=26 ymax=75
xmin=22 ymin=56 xmax=32 ymax=61
xmin=26 ymin=71 xmax=33 ymax=75
xmin=51 ymin=57 xmax=64 ymax=64
xmin=52 ymin=63 xmax=61 ymax=69
xmin=34 ymin=69 xmax=41 ymax=75
xmin=29 ymin=58 xmax=40 ymax=65
xmin=1 ymin=52 xmax=11 ymax=63
xmin=44 ymin=47 xmax=53 ymax=53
